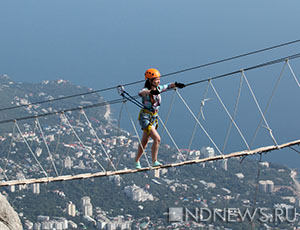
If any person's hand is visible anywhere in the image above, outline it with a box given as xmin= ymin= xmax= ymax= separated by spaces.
xmin=175 ymin=82 xmax=185 ymax=89
xmin=150 ymin=89 xmax=160 ymax=95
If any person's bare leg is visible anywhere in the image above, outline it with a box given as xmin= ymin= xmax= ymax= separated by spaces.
xmin=149 ymin=127 xmax=161 ymax=163
xmin=135 ymin=130 xmax=150 ymax=162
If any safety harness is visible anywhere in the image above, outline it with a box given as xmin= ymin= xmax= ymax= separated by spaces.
xmin=118 ymin=85 xmax=158 ymax=135
xmin=138 ymin=108 xmax=158 ymax=135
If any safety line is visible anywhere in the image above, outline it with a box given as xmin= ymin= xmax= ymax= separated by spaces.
xmin=120 ymin=41 xmax=300 ymax=86
xmin=185 ymin=53 xmax=300 ymax=88
xmin=1 ymin=39 xmax=300 ymax=113
xmin=0 ymin=98 xmax=129 ymax=125
xmin=159 ymin=39 xmax=300 ymax=79
xmin=1 ymin=138 xmax=299 ymax=187
xmin=1 ymin=53 xmax=300 ymax=126
xmin=121 ymin=92 xmax=144 ymax=109
xmin=122 ymin=91 xmax=144 ymax=109
xmin=0 ymin=86 xmax=117 ymax=113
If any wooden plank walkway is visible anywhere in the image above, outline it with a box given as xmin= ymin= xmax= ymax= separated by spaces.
xmin=1 ymin=139 xmax=300 ymax=187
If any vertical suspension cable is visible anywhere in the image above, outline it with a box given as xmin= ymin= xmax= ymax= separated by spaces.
xmin=124 ymin=103 xmax=151 ymax=168
xmin=53 ymin=114 xmax=64 ymax=176
xmin=249 ymin=62 xmax=287 ymax=147
xmin=157 ymin=114 xmax=186 ymax=161
xmin=117 ymin=101 xmax=125 ymax=132
xmin=222 ymin=75 xmax=243 ymax=152
xmin=59 ymin=111 xmax=82 ymax=176
xmin=242 ymin=71 xmax=278 ymax=146
xmin=175 ymin=90 xmax=224 ymax=157
xmin=115 ymin=102 xmax=126 ymax=169
xmin=63 ymin=111 xmax=83 ymax=176
xmin=188 ymin=81 xmax=211 ymax=151
xmin=210 ymin=81 xmax=250 ymax=150
xmin=54 ymin=113 xmax=63 ymax=157
xmin=160 ymin=89 xmax=176 ymax=140
xmin=287 ymin=60 xmax=300 ymax=87
xmin=61 ymin=112 xmax=106 ymax=172
xmin=81 ymin=109 xmax=117 ymax=171
xmin=3 ymin=122 xmax=17 ymax=181
xmin=29 ymin=119 xmax=38 ymax=149
xmin=15 ymin=121 xmax=48 ymax=177
xmin=35 ymin=118 xmax=59 ymax=176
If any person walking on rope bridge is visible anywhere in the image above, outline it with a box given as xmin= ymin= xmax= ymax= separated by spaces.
xmin=135 ymin=68 xmax=185 ymax=169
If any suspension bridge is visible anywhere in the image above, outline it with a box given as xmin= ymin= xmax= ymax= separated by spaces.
xmin=1 ymin=39 xmax=300 ymax=187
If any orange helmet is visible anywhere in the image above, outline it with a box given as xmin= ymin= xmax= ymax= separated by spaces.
xmin=145 ymin=68 xmax=161 ymax=80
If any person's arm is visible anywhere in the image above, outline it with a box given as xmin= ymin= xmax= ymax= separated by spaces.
xmin=165 ymin=82 xmax=186 ymax=90
xmin=169 ymin=83 xmax=176 ymax=88
xmin=138 ymin=89 xmax=151 ymax=97
xmin=139 ymin=88 xmax=160 ymax=97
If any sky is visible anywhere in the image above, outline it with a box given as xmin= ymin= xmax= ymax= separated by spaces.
xmin=1 ymin=0 xmax=300 ymax=168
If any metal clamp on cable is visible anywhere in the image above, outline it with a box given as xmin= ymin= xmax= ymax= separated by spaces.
xmin=117 ymin=85 xmax=125 ymax=97
xmin=117 ymin=85 xmax=144 ymax=109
